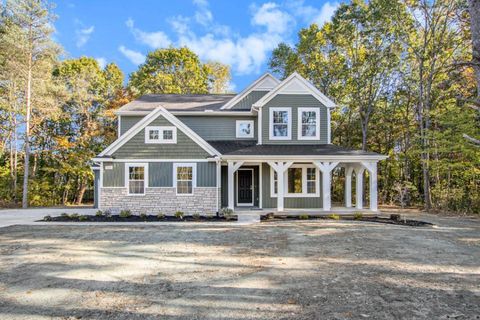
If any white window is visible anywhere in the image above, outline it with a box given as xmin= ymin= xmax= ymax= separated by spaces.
xmin=125 ymin=163 xmax=148 ymax=195
xmin=269 ymin=107 xmax=291 ymax=140
xmin=145 ymin=126 xmax=177 ymax=144
xmin=236 ymin=120 xmax=254 ymax=138
xmin=270 ymin=164 xmax=319 ymax=197
xmin=298 ymin=108 xmax=320 ymax=140
xmin=173 ymin=163 xmax=196 ymax=195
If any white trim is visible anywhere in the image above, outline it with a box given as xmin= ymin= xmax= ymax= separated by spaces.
xmin=297 ymin=107 xmax=320 ymax=140
xmin=235 ymin=120 xmax=254 ymax=138
xmin=93 ymin=158 xmax=213 ymax=163
xmin=118 ymin=115 xmax=122 ymax=138
xmin=327 ymin=108 xmax=331 ymax=143
xmin=270 ymin=164 xmax=320 ymax=198
xmin=98 ymin=107 xmax=220 ymax=157
xmin=269 ymin=107 xmax=292 ymax=140
xmin=115 ymin=110 xmax=256 ymax=116
xmin=253 ymin=72 xmax=336 ymax=109
xmin=236 ymin=168 xmax=254 ymax=206
xmin=259 ymin=163 xmax=263 ymax=208
xmin=221 ymin=73 xmax=280 ymax=110
xmin=173 ymin=163 xmax=197 ymax=196
xmin=258 ymin=107 xmax=263 ymax=144
xmin=221 ymin=155 xmax=388 ymax=161
xmin=125 ymin=163 xmax=148 ymax=196
xmin=145 ymin=126 xmax=177 ymax=144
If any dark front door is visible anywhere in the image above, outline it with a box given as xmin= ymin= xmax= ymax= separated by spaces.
xmin=237 ymin=169 xmax=253 ymax=205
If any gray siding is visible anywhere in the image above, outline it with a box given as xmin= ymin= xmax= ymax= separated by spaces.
xmin=103 ymin=162 xmax=125 ymax=187
xmin=261 ymin=94 xmax=328 ymax=144
xmin=120 ymin=116 xmax=144 ymax=135
xmin=231 ymin=90 xmax=268 ymax=110
xmin=197 ymin=162 xmax=216 ymax=187
xmin=177 ymin=116 xmax=257 ymax=141
xmin=221 ymin=166 xmax=228 ymax=207
xmin=112 ymin=116 xmax=211 ymax=159
xmin=261 ymin=163 xmax=323 ymax=209
xmin=149 ymin=162 xmax=173 ymax=187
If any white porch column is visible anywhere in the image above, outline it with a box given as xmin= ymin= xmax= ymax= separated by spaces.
xmin=313 ymin=161 xmax=339 ymax=211
xmin=267 ymin=161 xmax=293 ymax=212
xmin=344 ymin=166 xmax=354 ymax=208
xmin=354 ymin=166 xmax=365 ymax=210
xmin=361 ymin=161 xmax=378 ymax=212
xmin=227 ymin=160 xmax=244 ymax=210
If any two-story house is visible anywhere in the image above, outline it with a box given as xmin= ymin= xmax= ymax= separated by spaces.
xmin=92 ymin=72 xmax=387 ymax=215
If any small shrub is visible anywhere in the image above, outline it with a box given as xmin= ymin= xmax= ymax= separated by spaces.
xmin=220 ymin=207 xmax=234 ymax=220
xmin=265 ymin=212 xmax=275 ymax=220
xmin=95 ymin=210 xmax=103 ymax=217
xmin=353 ymin=212 xmax=363 ymax=220
xmin=79 ymin=215 xmax=88 ymax=221
xmin=103 ymin=210 xmax=112 ymax=218
xmin=192 ymin=213 xmax=200 ymax=220
xmin=140 ymin=213 xmax=147 ymax=220
xmin=157 ymin=213 xmax=165 ymax=220
xmin=174 ymin=211 xmax=184 ymax=219
xmin=206 ymin=213 xmax=214 ymax=219
xmin=61 ymin=213 xmax=69 ymax=219
xmin=299 ymin=214 xmax=309 ymax=220
xmin=69 ymin=213 xmax=79 ymax=220
xmin=119 ymin=210 xmax=132 ymax=218
xmin=43 ymin=215 xmax=52 ymax=221
xmin=328 ymin=214 xmax=340 ymax=220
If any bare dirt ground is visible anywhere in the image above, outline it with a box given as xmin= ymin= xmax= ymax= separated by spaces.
xmin=0 ymin=212 xmax=479 ymax=320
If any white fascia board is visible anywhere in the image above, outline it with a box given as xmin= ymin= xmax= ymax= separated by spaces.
xmin=115 ymin=110 xmax=256 ymax=116
xmin=253 ymin=72 xmax=336 ymax=109
xmin=91 ymin=158 xmax=215 ymax=162
xmin=220 ymin=155 xmax=388 ymax=161
xmin=98 ymin=106 xmax=221 ymax=158
xmin=221 ymin=73 xmax=280 ymax=110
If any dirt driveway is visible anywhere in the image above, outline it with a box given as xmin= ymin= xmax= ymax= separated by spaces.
xmin=0 ymin=213 xmax=479 ymax=319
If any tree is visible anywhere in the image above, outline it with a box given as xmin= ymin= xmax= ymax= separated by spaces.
xmin=204 ymin=61 xmax=231 ymax=93
xmin=1 ymin=0 xmax=60 ymax=208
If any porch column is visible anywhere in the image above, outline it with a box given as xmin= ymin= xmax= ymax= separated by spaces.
xmin=344 ymin=166 xmax=354 ymax=208
xmin=361 ymin=161 xmax=378 ymax=212
xmin=267 ymin=161 xmax=293 ymax=212
xmin=227 ymin=160 xmax=244 ymax=210
xmin=354 ymin=165 xmax=365 ymax=210
xmin=313 ymin=161 xmax=339 ymax=211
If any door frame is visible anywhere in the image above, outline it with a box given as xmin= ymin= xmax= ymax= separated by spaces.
xmin=236 ymin=168 xmax=254 ymax=206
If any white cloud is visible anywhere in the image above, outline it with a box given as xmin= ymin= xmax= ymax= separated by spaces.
xmin=75 ymin=25 xmax=94 ymax=48
xmin=313 ymin=2 xmax=339 ymax=26
xmin=250 ymin=2 xmax=294 ymax=34
xmin=96 ymin=57 xmax=107 ymax=69
xmin=118 ymin=45 xmax=146 ymax=65
xmin=193 ymin=0 xmax=213 ymax=27
xmin=126 ymin=18 xmax=171 ymax=49
xmin=288 ymin=0 xmax=339 ymax=26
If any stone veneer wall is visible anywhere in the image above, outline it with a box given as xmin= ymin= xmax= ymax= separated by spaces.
xmin=100 ymin=187 xmax=219 ymax=214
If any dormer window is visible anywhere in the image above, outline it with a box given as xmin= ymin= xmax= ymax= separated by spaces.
xmin=145 ymin=126 xmax=177 ymax=144
xmin=298 ymin=108 xmax=320 ymax=140
xmin=269 ymin=107 xmax=291 ymax=140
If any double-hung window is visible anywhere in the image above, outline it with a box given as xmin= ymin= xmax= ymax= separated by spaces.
xmin=269 ymin=107 xmax=291 ymax=140
xmin=298 ymin=108 xmax=320 ymax=140
xmin=145 ymin=126 xmax=177 ymax=144
xmin=126 ymin=163 xmax=148 ymax=195
xmin=173 ymin=163 xmax=196 ymax=195
xmin=270 ymin=165 xmax=319 ymax=197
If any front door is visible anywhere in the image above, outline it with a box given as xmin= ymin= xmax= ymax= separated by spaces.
xmin=237 ymin=169 xmax=253 ymax=206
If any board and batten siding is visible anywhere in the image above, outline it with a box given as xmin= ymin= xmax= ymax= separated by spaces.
xmin=177 ymin=116 xmax=257 ymax=141
xmin=112 ymin=116 xmax=211 ymax=159
xmin=230 ymin=90 xmax=268 ymax=110
xmin=261 ymin=163 xmax=323 ymax=209
xmin=261 ymin=94 xmax=329 ymax=144
xmin=103 ymin=161 xmax=216 ymax=188
xmin=120 ymin=116 xmax=144 ymax=135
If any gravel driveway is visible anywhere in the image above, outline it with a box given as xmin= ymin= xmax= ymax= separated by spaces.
xmin=0 ymin=213 xmax=478 ymax=319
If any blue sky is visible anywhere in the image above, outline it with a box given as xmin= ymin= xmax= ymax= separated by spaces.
xmin=53 ymin=0 xmax=340 ymax=92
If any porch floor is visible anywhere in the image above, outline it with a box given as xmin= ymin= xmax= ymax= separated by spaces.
xmin=234 ymin=206 xmax=380 ymax=217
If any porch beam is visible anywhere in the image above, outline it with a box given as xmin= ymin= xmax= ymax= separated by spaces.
xmin=227 ymin=160 xmax=245 ymax=210
xmin=313 ymin=161 xmax=339 ymax=211
xmin=267 ymin=161 xmax=293 ymax=212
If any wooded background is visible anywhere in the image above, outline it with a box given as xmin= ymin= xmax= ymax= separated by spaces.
xmin=1 ymin=0 xmax=479 ymax=213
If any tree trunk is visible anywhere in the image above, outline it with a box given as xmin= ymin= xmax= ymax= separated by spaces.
xmin=76 ymin=179 xmax=87 ymax=205
xmin=469 ymin=0 xmax=480 ymax=99
xmin=22 ymin=55 xmax=32 ymax=209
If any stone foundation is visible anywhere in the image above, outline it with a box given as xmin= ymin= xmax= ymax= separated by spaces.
xmin=100 ymin=187 xmax=219 ymax=214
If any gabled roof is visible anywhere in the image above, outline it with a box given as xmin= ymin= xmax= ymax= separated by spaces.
xmin=253 ymin=72 xmax=336 ymax=109
xmin=220 ymin=73 xmax=280 ymax=110
xmin=98 ymin=107 xmax=220 ymax=158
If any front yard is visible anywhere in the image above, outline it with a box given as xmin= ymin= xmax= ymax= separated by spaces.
xmin=0 ymin=213 xmax=478 ymax=319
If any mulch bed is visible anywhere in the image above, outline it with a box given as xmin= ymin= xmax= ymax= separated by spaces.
xmin=260 ymin=214 xmax=433 ymax=227
xmin=39 ymin=214 xmax=237 ymax=222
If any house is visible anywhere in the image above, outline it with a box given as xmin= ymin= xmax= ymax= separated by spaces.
xmin=91 ymin=72 xmax=387 ymax=215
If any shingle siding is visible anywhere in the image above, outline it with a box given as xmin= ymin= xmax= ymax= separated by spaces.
xmin=261 ymin=94 xmax=329 ymax=144
xmin=177 ymin=116 xmax=257 ymax=141
xmin=112 ymin=116 xmax=211 ymax=159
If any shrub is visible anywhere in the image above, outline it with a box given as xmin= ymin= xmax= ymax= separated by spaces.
xmin=61 ymin=213 xmax=69 ymax=219
xmin=353 ymin=212 xmax=363 ymax=220
xmin=140 ymin=213 xmax=147 ymax=220
xmin=174 ymin=211 xmax=184 ymax=219
xmin=328 ymin=214 xmax=340 ymax=220
xmin=299 ymin=214 xmax=309 ymax=220
xmin=157 ymin=213 xmax=165 ymax=220
xmin=79 ymin=215 xmax=88 ymax=221
xmin=95 ymin=210 xmax=103 ymax=217
xmin=220 ymin=208 xmax=234 ymax=220
xmin=103 ymin=210 xmax=112 ymax=218
xmin=43 ymin=215 xmax=52 ymax=221
xmin=69 ymin=213 xmax=79 ymax=220
xmin=192 ymin=213 xmax=200 ymax=220
xmin=119 ymin=210 xmax=132 ymax=218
